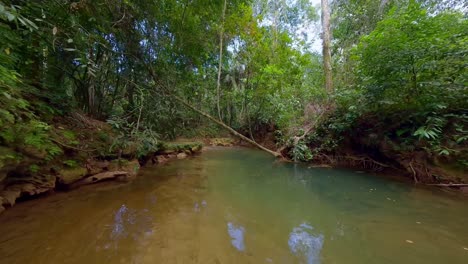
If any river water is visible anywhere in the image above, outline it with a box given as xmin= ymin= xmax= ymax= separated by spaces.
xmin=0 ymin=148 xmax=467 ymax=264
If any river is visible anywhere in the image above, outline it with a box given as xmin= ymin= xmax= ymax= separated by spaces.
xmin=0 ymin=147 xmax=467 ymax=263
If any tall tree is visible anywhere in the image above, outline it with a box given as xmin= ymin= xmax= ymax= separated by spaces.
xmin=217 ymin=0 xmax=228 ymax=120
xmin=321 ymin=0 xmax=333 ymax=94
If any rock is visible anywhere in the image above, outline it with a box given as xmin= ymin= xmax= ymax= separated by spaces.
xmin=58 ymin=167 xmax=88 ymax=185
xmin=0 ymin=174 xmax=56 ymax=210
xmin=162 ymin=149 xmax=176 ymax=154
xmin=21 ymin=181 xmax=53 ymax=196
xmin=10 ymin=183 xmax=36 ymax=195
xmin=120 ymin=160 xmax=140 ymax=177
xmin=184 ymin=149 xmax=192 ymax=155
xmin=3 ymin=178 xmax=55 ymax=196
xmin=191 ymin=145 xmax=202 ymax=153
xmin=108 ymin=159 xmax=140 ymax=177
xmin=0 ymin=190 xmax=21 ymax=206
xmin=155 ymin=155 xmax=167 ymax=164
xmin=80 ymin=171 xmax=129 ymax=185
xmin=177 ymin=152 xmax=188 ymax=159
xmin=86 ymin=159 xmax=110 ymax=175
xmin=210 ymin=138 xmax=234 ymax=147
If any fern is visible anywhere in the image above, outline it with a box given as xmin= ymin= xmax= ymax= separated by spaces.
xmin=413 ymin=116 xmax=445 ymax=140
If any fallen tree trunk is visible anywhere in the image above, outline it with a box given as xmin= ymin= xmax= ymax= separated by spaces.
xmin=171 ymin=93 xmax=282 ymax=158
xmin=277 ymin=112 xmax=324 ymax=154
xmin=142 ymin=63 xmax=282 ymax=158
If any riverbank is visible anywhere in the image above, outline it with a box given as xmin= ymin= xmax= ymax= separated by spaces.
xmin=0 ymin=112 xmax=205 ymax=215
xmin=1 ymin=109 xmax=465 ymax=216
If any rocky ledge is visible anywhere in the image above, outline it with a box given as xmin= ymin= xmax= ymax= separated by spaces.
xmin=0 ymin=142 xmax=203 ymax=215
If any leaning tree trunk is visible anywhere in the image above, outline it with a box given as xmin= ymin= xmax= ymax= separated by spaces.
xmin=143 ymin=62 xmax=282 ymax=158
xmin=321 ymin=0 xmax=333 ymax=94
xmin=170 ymin=93 xmax=282 ymax=158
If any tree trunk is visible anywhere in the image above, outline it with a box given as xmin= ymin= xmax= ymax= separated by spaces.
xmin=141 ymin=55 xmax=283 ymax=158
xmin=379 ymin=0 xmax=391 ymax=15
xmin=321 ymin=0 xmax=333 ymax=94
xmin=170 ymin=93 xmax=282 ymax=158
xmin=216 ymin=0 xmax=227 ymax=121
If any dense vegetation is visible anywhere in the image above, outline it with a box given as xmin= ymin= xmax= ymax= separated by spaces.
xmin=0 ymin=0 xmax=466 ymax=186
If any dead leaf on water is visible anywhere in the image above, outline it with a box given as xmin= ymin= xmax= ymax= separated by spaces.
xmin=406 ymin=240 xmax=414 ymax=244
xmin=463 ymin=247 xmax=468 ymax=251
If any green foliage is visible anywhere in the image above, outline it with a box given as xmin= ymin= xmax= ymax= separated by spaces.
xmin=108 ymin=114 xmax=161 ymax=158
xmin=0 ymin=147 xmax=20 ymax=169
xmin=0 ymin=0 xmax=465 ymax=179
xmin=29 ymin=164 xmax=39 ymax=173
xmin=134 ymin=130 xmax=162 ymax=158
xmin=61 ymin=130 xmax=78 ymax=146
xmin=290 ymin=140 xmax=313 ymax=162
xmin=63 ymin=160 xmax=79 ymax=168
xmin=0 ymin=118 xmax=63 ymax=162
xmin=413 ymin=116 xmax=445 ymax=140
xmin=23 ymin=121 xmax=50 ymax=147
xmin=304 ymin=1 xmax=467 ymax=172
xmin=45 ymin=144 xmax=62 ymax=161
xmin=353 ymin=2 xmax=467 ymax=112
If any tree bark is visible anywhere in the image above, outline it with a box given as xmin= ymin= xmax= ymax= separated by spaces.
xmin=170 ymin=93 xmax=282 ymax=158
xmin=379 ymin=0 xmax=391 ymax=15
xmin=321 ymin=0 xmax=333 ymax=94
xmin=143 ymin=60 xmax=283 ymax=158
xmin=216 ymin=0 xmax=227 ymax=121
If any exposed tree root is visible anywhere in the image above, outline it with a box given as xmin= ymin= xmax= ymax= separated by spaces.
xmin=427 ymin=183 xmax=468 ymax=187
xmin=313 ymin=154 xmax=392 ymax=172
xmin=408 ymin=161 xmax=419 ymax=183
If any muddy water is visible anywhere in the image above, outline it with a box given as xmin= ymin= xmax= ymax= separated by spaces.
xmin=0 ymin=148 xmax=467 ymax=264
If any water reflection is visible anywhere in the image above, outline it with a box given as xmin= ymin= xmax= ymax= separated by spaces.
xmin=227 ymin=222 xmax=246 ymax=252
xmin=103 ymin=204 xmax=154 ymax=251
xmin=110 ymin=204 xmax=130 ymax=241
xmin=194 ymin=200 xmax=207 ymax=212
xmin=288 ymin=223 xmax=324 ymax=264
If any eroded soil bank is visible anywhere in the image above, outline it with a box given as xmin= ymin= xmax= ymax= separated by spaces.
xmin=0 ymin=113 xmax=207 ymax=215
